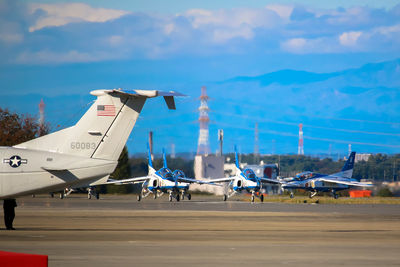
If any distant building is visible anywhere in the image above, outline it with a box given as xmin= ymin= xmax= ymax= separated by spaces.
xmin=245 ymin=164 xmax=280 ymax=194
xmin=224 ymin=162 xmax=245 ymax=177
xmin=355 ymin=153 xmax=372 ymax=163
xmin=192 ymin=154 xmax=225 ymax=195
xmin=245 ymin=164 xmax=279 ymax=179
xmin=194 ymin=154 xmax=225 ymax=179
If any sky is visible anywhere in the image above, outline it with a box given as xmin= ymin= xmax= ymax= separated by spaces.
xmin=1 ymin=0 xmax=400 ymax=156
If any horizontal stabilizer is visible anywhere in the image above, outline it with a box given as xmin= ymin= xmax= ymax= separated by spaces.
xmin=91 ymin=89 xmax=186 ymax=110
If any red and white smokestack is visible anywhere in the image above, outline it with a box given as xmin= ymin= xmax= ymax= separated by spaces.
xmin=197 ymin=86 xmax=211 ymax=155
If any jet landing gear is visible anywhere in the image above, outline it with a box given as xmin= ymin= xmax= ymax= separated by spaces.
xmin=331 ymin=190 xmax=339 ymax=199
xmin=309 ymin=191 xmax=318 ymax=199
xmin=168 ymin=192 xmax=180 ymax=202
xmin=223 ymin=189 xmax=236 ymax=201
xmin=180 ymin=192 xmax=192 ymax=201
xmin=137 ymin=188 xmax=151 ymax=201
xmin=250 ymin=192 xmax=264 ymax=203
xmin=87 ymin=187 xmax=99 ymax=200
xmin=153 ymin=191 xmax=164 ymax=200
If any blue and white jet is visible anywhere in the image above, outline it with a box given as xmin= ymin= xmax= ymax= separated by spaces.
xmin=210 ymin=148 xmax=280 ymax=202
xmin=107 ymin=146 xmax=214 ymax=201
xmin=281 ymin=152 xmax=373 ymax=199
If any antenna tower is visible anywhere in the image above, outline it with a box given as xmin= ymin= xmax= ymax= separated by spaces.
xmin=298 ymin=123 xmax=304 ymax=155
xmin=149 ymin=131 xmax=153 ymax=155
xmin=171 ymin=143 xmax=176 ymax=159
xmin=38 ymin=99 xmax=45 ymax=136
xmin=197 ymin=86 xmax=211 ymax=155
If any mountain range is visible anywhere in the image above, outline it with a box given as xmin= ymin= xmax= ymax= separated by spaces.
xmin=1 ymin=58 xmax=399 ymax=155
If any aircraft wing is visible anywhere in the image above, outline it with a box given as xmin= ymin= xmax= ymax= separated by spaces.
xmin=208 ymin=177 xmax=235 ymax=183
xmin=318 ymin=178 xmax=374 ymax=188
xmin=259 ymin=177 xmax=281 ymax=184
xmin=106 ymin=176 xmax=150 ymax=185
xmin=176 ymin=177 xmax=222 ymax=186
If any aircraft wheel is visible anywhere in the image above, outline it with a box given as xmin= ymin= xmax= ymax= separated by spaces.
xmin=223 ymin=194 xmax=227 ymax=201
xmin=176 ymin=194 xmax=180 ymax=202
xmin=187 ymin=194 xmax=192 ymax=200
xmin=251 ymin=195 xmax=255 ymax=203
xmin=334 ymin=194 xmax=339 ymax=199
xmin=169 ymin=195 xmax=173 ymax=202
xmin=260 ymin=194 xmax=264 ymax=202
xmin=96 ymin=193 xmax=100 ymax=200
xmin=137 ymin=195 xmax=142 ymax=201
xmin=290 ymin=193 xmax=294 ymax=199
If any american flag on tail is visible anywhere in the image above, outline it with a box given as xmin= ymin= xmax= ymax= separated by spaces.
xmin=97 ymin=105 xmax=116 ymax=116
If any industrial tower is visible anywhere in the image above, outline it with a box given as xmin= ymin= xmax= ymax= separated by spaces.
xmin=38 ymin=99 xmax=46 ymax=136
xmin=38 ymin=99 xmax=45 ymax=127
xmin=197 ymin=86 xmax=211 ymax=155
xmin=298 ymin=123 xmax=304 ymax=155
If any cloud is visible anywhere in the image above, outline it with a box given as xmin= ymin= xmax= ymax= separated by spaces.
xmin=339 ymin=31 xmax=362 ymax=46
xmin=182 ymin=7 xmax=283 ymax=44
xmin=281 ymin=37 xmax=342 ymax=54
xmin=281 ymin=38 xmax=307 ymax=53
xmin=15 ymin=50 xmax=118 ymax=64
xmin=265 ymin=4 xmax=294 ymax=20
xmin=28 ymin=3 xmax=130 ymax=32
xmin=1 ymin=1 xmax=400 ymax=64
xmin=0 ymin=33 xmax=23 ymax=44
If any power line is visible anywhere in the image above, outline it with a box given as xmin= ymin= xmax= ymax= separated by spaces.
xmin=213 ymin=111 xmax=400 ymax=137
xmin=215 ymin=121 xmax=400 ymax=149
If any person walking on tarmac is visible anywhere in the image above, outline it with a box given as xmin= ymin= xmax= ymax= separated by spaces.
xmin=3 ymin=199 xmax=17 ymax=230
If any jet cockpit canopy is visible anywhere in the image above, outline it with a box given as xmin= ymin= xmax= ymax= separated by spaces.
xmin=243 ymin=168 xmax=257 ymax=181
xmin=295 ymin=171 xmax=314 ymax=180
xmin=173 ymin=170 xmax=185 ymax=179
xmin=158 ymin=167 xmax=174 ymax=181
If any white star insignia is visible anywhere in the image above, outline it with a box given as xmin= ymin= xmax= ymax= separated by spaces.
xmin=10 ymin=156 xmax=21 ymax=167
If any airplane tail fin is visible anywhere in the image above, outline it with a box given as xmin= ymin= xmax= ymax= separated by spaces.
xmin=234 ymin=145 xmax=241 ymax=175
xmin=162 ymin=148 xmax=168 ymax=169
xmin=147 ymin=143 xmax=156 ymax=175
xmin=15 ymin=89 xmax=184 ymax=164
xmin=333 ymin=151 xmax=356 ymax=178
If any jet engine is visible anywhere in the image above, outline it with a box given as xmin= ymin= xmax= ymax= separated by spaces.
xmin=233 ymin=179 xmax=244 ymax=190
xmin=149 ymin=178 xmax=159 ymax=188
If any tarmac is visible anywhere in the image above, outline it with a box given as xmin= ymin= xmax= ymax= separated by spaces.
xmin=1 ymin=194 xmax=400 ymax=266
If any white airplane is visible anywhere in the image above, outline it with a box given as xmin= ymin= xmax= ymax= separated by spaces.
xmin=106 ymin=146 xmax=216 ymax=201
xmin=0 ymin=89 xmax=183 ymax=200
xmin=210 ymin=147 xmax=280 ymax=202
